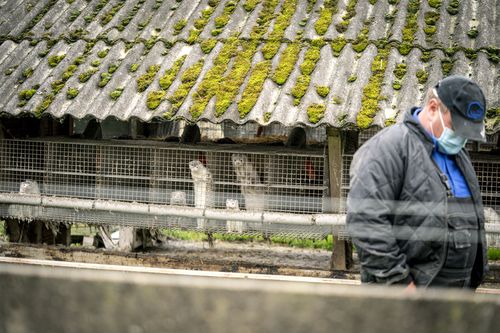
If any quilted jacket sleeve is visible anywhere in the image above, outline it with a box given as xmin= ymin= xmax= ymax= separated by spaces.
xmin=346 ymin=129 xmax=412 ymax=285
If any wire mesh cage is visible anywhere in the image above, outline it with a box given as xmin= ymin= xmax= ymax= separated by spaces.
xmin=0 ymin=139 xmax=330 ymax=238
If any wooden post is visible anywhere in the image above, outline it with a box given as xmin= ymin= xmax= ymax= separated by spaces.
xmin=327 ymin=127 xmax=352 ymax=270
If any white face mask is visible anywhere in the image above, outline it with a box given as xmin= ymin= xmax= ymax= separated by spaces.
xmin=429 ymin=107 xmax=467 ymax=155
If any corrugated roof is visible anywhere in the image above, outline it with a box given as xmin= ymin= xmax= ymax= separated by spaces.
xmin=0 ymin=0 xmax=498 ymax=132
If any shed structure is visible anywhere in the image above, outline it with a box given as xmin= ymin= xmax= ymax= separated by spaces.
xmin=0 ymin=0 xmax=499 ymax=268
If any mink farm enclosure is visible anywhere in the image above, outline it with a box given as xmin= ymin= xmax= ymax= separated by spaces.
xmin=0 ymin=137 xmax=335 ymax=239
xmin=0 ymin=134 xmax=499 ymax=239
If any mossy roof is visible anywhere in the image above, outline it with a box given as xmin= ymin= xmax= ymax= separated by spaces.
xmin=0 ymin=0 xmax=498 ymax=134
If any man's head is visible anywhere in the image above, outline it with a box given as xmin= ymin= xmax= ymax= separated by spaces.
xmin=422 ymin=76 xmax=487 ymax=142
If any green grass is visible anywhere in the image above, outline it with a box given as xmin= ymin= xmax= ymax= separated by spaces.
xmin=488 ymin=248 xmax=500 ymax=261
xmin=162 ymin=229 xmax=333 ymax=250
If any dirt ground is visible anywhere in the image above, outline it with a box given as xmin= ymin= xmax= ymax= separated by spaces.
xmin=2 ymin=237 xmax=500 ymax=289
xmin=0 ymin=238 xmax=355 ymax=279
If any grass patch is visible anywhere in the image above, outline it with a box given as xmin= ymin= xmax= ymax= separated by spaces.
xmin=162 ymin=228 xmax=334 ymax=250
xmin=488 ymin=248 xmax=500 ymax=261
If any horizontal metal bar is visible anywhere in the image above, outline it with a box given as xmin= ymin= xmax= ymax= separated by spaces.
xmin=0 ymin=193 xmax=342 ymax=226
xmin=0 ymin=194 xmax=496 ymax=231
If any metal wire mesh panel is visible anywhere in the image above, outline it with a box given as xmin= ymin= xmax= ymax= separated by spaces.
xmin=0 ymin=139 xmax=328 ymax=238
xmin=471 ymin=156 xmax=500 ymax=214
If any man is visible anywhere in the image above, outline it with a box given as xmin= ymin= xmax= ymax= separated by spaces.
xmin=346 ymin=75 xmax=488 ymax=289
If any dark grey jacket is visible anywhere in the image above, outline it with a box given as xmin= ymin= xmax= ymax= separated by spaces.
xmin=346 ymin=108 xmax=488 ymax=288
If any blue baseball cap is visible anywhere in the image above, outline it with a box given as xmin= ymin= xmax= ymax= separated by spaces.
xmin=435 ymin=75 xmax=487 ymax=142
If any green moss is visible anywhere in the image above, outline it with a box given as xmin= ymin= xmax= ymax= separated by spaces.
xmin=237 ymin=60 xmax=271 ymax=118
xmin=173 ymin=19 xmax=187 ymax=34
xmin=97 ymin=48 xmax=109 ymax=58
xmin=34 ymin=93 xmax=55 ymax=117
xmin=137 ymin=64 xmax=161 ymax=92
xmin=116 ymin=0 xmax=146 ymax=31
xmin=48 ymin=54 xmax=66 ymax=67
xmin=18 ymin=88 xmax=37 ymax=105
xmin=21 ymin=0 xmax=58 ymax=36
xmin=314 ymin=9 xmax=332 ymax=36
xmin=446 ymin=0 xmax=460 ymax=15
xmin=330 ymin=36 xmax=347 ymax=56
xmin=98 ymin=72 xmax=112 ymax=87
xmin=147 ymin=90 xmax=166 ymax=110
xmin=464 ymin=48 xmax=477 ymax=60
xmin=264 ymin=111 xmax=272 ymax=122
xmin=398 ymin=0 xmax=421 ymax=56
xmin=249 ymin=0 xmax=280 ymax=41
xmin=79 ymin=68 xmax=98 ymax=83
xmin=485 ymin=46 xmax=499 ymax=63
xmin=159 ymin=55 xmax=186 ymax=90
xmin=357 ymin=47 xmax=389 ymax=129
xmin=100 ymin=0 xmax=126 ymax=26
xmin=4 ymin=67 xmax=15 ymax=76
xmin=243 ymin=0 xmax=260 ymax=12
xmin=393 ymin=63 xmax=407 ymax=80
xmin=82 ymin=0 xmax=110 ymax=24
xmin=153 ymin=0 xmax=164 ymax=10
xmin=108 ymin=62 xmax=119 ymax=74
xmin=352 ymin=27 xmax=369 ymax=53
xmin=307 ymin=103 xmax=326 ymax=124
xmin=315 ymin=1 xmax=340 ymax=36
xmin=215 ymin=41 xmax=259 ymax=116
xmin=467 ymin=27 xmax=479 ymax=39
xmin=384 ymin=9 xmax=397 ymax=22
xmin=211 ymin=28 xmax=223 ymax=36
xmin=66 ymin=87 xmax=79 ymax=99
xmin=272 ymin=43 xmax=301 ymax=85
xmin=428 ymin=0 xmax=442 ymax=9
xmin=138 ymin=16 xmax=152 ymax=30
xmin=50 ymin=79 xmax=65 ymax=94
xmin=300 ymin=45 xmax=321 ymax=75
xmin=214 ymin=15 xmax=230 ymax=29
xmin=73 ymin=56 xmax=87 ymax=66
xmin=167 ymin=60 xmax=204 ymax=114
xmin=368 ymin=0 xmax=377 ymax=4
xmin=186 ymin=29 xmax=201 ymax=44
xmin=336 ymin=0 xmax=357 ymax=32
xmin=184 ymin=0 xmax=219 ymax=44
xmin=109 ymin=87 xmax=124 ymax=100
xmin=261 ymin=0 xmax=298 ymax=60
xmin=423 ymin=11 xmax=439 ymax=38
xmin=420 ymin=51 xmax=433 ymax=62
xmin=316 ymin=86 xmax=330 ymax=98
xmin=441 ymin=58 xmax=454 ymax=75
xmin=91 ymin=60 xmax=101 ymax=67
xmin=200 ymin=38 xmax=217 ymax=54
xmin=22 ymin=67 xmax=33 ymax=79
xmin=68 ymin=9 xmax=81 ymax=22
xmin=144 ymin=35 xmax=158 ymax=50
xmin=291 ymin=74 xmax=310 ymax=106
xmin=392 ymin=80 xmax=402 ymax=90
xmin=62 ymin=64 xmax=77 ymax=80
xmin=332 ymin=95 xmax=342 ymax=104
xmin=416 ymin=69 xmax=428 ymax=84
xmin=347 ymin=75 xmax=357 ymax=83
xmin=129 ymin=63 xmax=139 ymax=72
xmin=190 ymin=37 xmax=239 ymax=119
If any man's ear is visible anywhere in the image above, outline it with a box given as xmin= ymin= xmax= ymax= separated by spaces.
xmin=427 ymin=98 xmax=440 ymax=117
